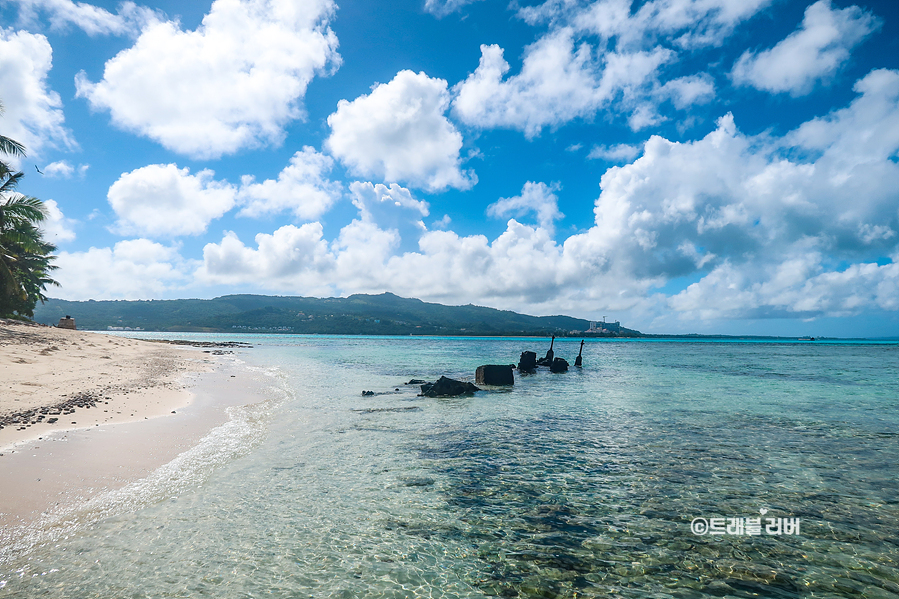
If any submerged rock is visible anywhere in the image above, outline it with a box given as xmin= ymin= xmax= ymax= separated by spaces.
xmin=476 ymin=365 xmax=514 ymax=386
xmin=421 ymin=376 xmax=480 ymax=397
xmin=518 ymin=351 xmax=537 ymax=373
xmin=550 ymin=357 xmax=569 ymax=373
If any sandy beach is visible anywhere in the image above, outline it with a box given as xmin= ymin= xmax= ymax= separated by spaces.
xmin=0 ymin=320 xmax=207 ymax=450
xmin=0 ymin=320 xmax=269 ymax=561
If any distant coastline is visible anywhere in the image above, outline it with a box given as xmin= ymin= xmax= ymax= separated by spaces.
xmin=31 ymin=293 xmax=891 ymax=341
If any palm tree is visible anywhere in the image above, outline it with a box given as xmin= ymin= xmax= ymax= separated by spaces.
xmin=1 ymin=101 xmax=58 ymax=318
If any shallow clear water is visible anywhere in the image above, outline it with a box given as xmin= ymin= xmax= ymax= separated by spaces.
xmin=3 ymin=336 xmax=898 ymax=598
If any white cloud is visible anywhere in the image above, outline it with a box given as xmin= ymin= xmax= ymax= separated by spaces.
xmin=452 ymin=29 xmax=673 ymax=136
xmin=423 ymin=0 xmax=483 ymax=18
xmin=40 ymin=199 xmax=76 ymax=243
xmin=487 ymin=181 xmax=564 ymax=234
xmin=454 ymin=0 xmax=774 ymax=137
xmin=75 ymin=0 xmax=340 ymax=159
xmin=0 ymin=28 xmax=74 ymax=161
xmin=521 ymin=0 xmax=773 ymax=49
xmin=7 ymin=0 xmax=155 ymax=36
xmin=586 ymin=69 xmax=899 ymax=319
xmin=201 ymin=67 xmax=899 ymax=321
xmin=732 ymin=0 xmax=879 ymax=96
xmin=326 ymin=70 xmax=475 ymax=191
xmin=55 ymin=239 xmax=190 ymax=300
xmin=107 ymin=164 xmax=237 ymax=237
xmin=198 ymin=224 xmax=336 ymax=293
xmin=657 ymin=74 xmax=715 ymax=109
xmin=350 ymin=181 xmax=429 ymax=223
xmin=42 ymin=160 xmax=88 ymax=178
xmin=587 ymin=143 xmax=642 ymax=161
xmin=238 ymin=147 xmax=341 ymax=221
xmin=669 ymin=259 xmax=899 ymax=320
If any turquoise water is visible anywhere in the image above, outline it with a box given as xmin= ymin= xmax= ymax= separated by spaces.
xmin=3 ymin=336 xmax=898 ymax=598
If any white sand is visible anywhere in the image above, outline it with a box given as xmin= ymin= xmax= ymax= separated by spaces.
xmin=0 ymin=320 xmax=206 ymax=451
xmin=0 ymin=321 xmax=268 ymax=543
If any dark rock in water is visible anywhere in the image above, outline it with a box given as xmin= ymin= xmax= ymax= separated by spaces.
xmin=362 ymin=390 xmax=375 ymax=396
xmin=421 ymin=376 xmax=480 ymax=397
xmin=575 ymin=339 xmax=584 ymax=367
xmin=475 ymin=365 xmax=514 ymax=386
xmin=518 ymin=351 xmax=537 ymax=372
xmin=407 ymin=379 xmax=427 ymax=385
xmin=550 ymin=357 xmax=569 ymax=373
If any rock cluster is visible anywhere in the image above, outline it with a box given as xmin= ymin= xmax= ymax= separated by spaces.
xmin=153 ymin=340 xmax=253 ymax=348
xmin=0 ymin=392 xmax=107 ymax=431
xmin=420 ymin=376 xmax=480 ymax=397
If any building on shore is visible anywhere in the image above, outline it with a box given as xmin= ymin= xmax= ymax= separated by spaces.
xmin=588 ymin=320 xmax=620 ymax=334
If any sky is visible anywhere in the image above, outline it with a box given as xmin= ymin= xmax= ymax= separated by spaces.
xmin=1 ymin=0 xmax=898 ymax=336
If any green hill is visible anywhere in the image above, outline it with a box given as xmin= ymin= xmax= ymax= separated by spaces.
xmin=32 ymin=292 xmax=638 ymax=336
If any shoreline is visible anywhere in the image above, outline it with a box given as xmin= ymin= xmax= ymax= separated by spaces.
xmin=0 ymin=322 xmax=277 ymax=565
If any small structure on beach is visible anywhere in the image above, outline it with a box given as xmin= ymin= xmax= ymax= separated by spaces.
xmin=58 ymin=315 xmax=76 ymax=330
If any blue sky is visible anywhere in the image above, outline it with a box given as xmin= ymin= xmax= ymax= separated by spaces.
xmin=1 ymin=0 xmax=898 ymax=336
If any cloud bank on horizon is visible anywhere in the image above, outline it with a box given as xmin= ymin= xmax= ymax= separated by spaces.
xmin=1 ymin=0 xmax=898 ymax=335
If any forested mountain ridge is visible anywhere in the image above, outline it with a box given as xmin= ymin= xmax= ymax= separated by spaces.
xmin=33 ymin=292 xmax=638 ymax=336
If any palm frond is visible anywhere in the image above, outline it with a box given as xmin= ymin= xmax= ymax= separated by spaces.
xmin=0 ymin=135 xmax=26 ymax=158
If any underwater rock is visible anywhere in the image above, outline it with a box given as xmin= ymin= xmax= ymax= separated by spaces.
xmin=475 ymin=365 xmax=514 ymax=386
xmin=550 ymin=357 xmax=569 ymax=373
xmin=518 ymin=351 xmax=537 ymax=372
xmin=421 ymin=376 xmax=480 ymax=397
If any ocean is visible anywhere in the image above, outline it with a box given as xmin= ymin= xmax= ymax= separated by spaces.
xmin=2 ymin=335 xmax=898 ymax=598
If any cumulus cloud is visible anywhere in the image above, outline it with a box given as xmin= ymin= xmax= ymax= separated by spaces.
xmin=326 ymin=70 xmax=475 ymax=191
xmin=40 ymin=199 xmax=76 ymax=243
xmin=732 ymin=0 xmax=879 ymax=96
xmin=75 ymin=0 xmax=340 ymax=159
xmin=107 ymin=164 xmax=237 ymax=237
xmin=55 ymin=239 xmax=190 ymax=299
xmin=452 ymin=31 xmax=673 ymax=135
xmin=42 ymin=160 xmax=88 ymax=178
xmin=198 ymin=224 xmax=336 ymax=293
xmin=0 ymin=28 xmax=74 ymax=161
xmin=454 ymin=0 xmax=776 ymax=136
xmin=587 ymin=69 xmax=899 ymax=319
xmin=487 ymin=181 xmax=564 ymax=234
xmin=196 ymin=68 xmax=899 ymax=323
xmin=7 ymin=0 xmax=155 ymax=36
xmin=350 ymin=181 xmax=429 ymax=223
xmin=238 ymin=147 xmax=341 ymax=220
xmin=669 ymin=259 xmax=899 ymax=320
